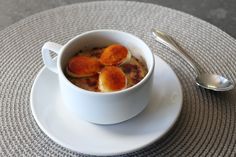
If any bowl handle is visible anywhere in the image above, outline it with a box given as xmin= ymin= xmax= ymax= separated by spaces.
xmin=42 ymin=42 xmax=63 ymax=73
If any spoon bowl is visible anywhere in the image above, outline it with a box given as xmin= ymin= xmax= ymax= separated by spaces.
xmin=152 ymin=28 xmax=234 ymax=91
xmin=196 ymin=73 xmax=234 ymax=91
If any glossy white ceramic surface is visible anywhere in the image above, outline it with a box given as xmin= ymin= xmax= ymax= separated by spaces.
xmin=31 ymin=55 xmax=182 ymax=156
xmin=41 ymin=30 xmax=155 ymax=124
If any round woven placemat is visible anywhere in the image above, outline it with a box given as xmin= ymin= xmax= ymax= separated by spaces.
xmin=0 ymin=1 xmax=235 ymax=156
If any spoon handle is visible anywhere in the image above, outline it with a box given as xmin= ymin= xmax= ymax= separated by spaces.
xmin=152 ymin=28 xmax=203 ymax=74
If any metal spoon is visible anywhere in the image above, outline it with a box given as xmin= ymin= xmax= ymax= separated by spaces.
xmin=152 ymin=28 xmax=234 ymax=91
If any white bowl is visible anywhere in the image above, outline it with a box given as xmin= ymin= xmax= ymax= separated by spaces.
xmin=41 ymin=30 xmax=155 ymax=124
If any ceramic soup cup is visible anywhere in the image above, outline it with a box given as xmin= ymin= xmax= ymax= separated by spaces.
xmin=41 ymin=30 xmax=155 ymax=124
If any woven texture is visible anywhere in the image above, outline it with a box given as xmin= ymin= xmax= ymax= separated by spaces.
xmin=0 ymin=1 xmax=236 ymax=156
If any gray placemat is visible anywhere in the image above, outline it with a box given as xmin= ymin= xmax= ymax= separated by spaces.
xmin=0 ymin=1 xmax=236 ymax=156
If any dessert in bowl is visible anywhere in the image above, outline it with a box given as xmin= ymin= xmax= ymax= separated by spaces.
xmin=66 ymin=44 xmax=148 ymax=92
xmin=41 ymin=30 xmax=155 ymax=124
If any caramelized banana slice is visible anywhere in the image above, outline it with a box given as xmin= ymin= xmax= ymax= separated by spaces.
xmin=99 ymin=66 xmax=127 ymax=92
xmin=100 ymin=44 xmax=131 ymax=65
xmin=67 ymin=56 xmax=102 ymax=78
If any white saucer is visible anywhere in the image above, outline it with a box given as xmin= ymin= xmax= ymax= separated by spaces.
xmin=30 ymin=55 xmax=182 ymax=156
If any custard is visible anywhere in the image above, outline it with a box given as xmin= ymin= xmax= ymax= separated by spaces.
xmin=65 ymin=45 xmax=147 ymax=92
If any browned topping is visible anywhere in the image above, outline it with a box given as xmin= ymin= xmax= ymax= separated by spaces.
xmin=99 ymin=66 xmax=126 ymax=92
xmin=100 ymin=44 xmax=128 ymax=65
xmin=67 ymin=56 xmax=103 ymax=78
xmin=66 ymin=45 xmax=147 ymax=92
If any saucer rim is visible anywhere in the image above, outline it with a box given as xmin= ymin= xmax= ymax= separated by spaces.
xmin=30 ymin=55 xmax=183 ymax=156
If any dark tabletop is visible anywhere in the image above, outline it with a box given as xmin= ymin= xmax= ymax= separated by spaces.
xmin=0 ymin=0 xmax=235 ymax=38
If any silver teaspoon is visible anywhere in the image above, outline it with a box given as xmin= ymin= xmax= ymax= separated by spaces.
xmin=152 ymin=28 xmax=234 ymax=91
